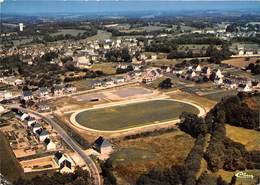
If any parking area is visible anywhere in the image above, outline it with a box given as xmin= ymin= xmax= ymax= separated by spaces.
xmin=72 ymin=86 xmax=154 ymax=102
xmin=112 ymin=87 xmax=152 ymax=98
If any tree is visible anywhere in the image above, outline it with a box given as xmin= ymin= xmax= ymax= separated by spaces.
xmin=121 ymin=47 xmax=132 ymax=63
xmin=159 ymin=78 xmax=172 ymax=89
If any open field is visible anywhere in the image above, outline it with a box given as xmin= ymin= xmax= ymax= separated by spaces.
xmin=85 ymin=30 xmax=112 ymax=41
xmin=111 ymin=130 xmax=195 ymax=185
xmin=225 ymin=124 xmax=260 ymax=151
xmin=0 ymin=132 xmax=24 ymax=182
xmin=74 ymin=99 xmax=199 ymax=131
xmin=203 ymin=90 xmax=237 ymax=102
xmin=91 ymin=62 xmax=117 ymax=75
xmin=51 ymin=29 xmax=86 ymax=36
xmin=222 ymin=57 xmax=260 ymax=68
xmin=166 ymin=90 xmax=216 ymax=112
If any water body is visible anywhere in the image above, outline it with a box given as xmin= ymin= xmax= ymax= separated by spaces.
xmin=2 ymin=1 xmax=260 ymax=17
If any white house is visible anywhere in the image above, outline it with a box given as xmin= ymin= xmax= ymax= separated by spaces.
xmin=151 ymin=54 xmax=157 ymax=61
xmin=21 ymin=91 xmax=33 ymax=101
xmin=92 ymin=136 xmax=113 ymax=155
xmin=64 ymin=84 xmax=76 ymax=93
xmin=38 ymin=87 xmax=49 ymax=97
xmin=0 ymin=90 xmax=13 ymax=101
xmin=195 ymin=65 xmax=202 ymax=72
xmin=76 ymin=56 xmax=92 ymax=69
xmin=214 ymin=78 xmax=224 ymax=85
xmin=216 ymin=69 xmax=223 ymax=79
xmin=35 ymin=128 xmax=49 ymax=142
xmin=52 ymin=86 xmax=64 ymax=96
xmin=54 ymin=151 xmax=74 ymax=173
xmin=238 ymin=84 xmax=252 ymax=92
xmin=25 ymin=116 xmax=36 ymax=127
xmin=31 ymin=123 xmax=42 ymax=134
xmin=20 ymin=113 xmax=30 ymax=121
xmin=43 ymin=138 xmax=56 ymax=151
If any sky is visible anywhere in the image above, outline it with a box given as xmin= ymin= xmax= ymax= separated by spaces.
xmin=1 ymin=0 xmax=259 ymax=16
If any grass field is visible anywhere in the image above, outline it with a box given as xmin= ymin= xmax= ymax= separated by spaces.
xmin=85 ymin=30 xmax=112 ymax=41
xmin=0 ymin=132 xmax=24 ymax=182
xmin=75 ymin=99 xmax=199 ymax=131
xmin=111 ymin=130 xmax=195 ymax=184
xmin=203 ymin=90 xmax=237 ymax=102
xmin=225 ymin=124 xmax=260 ymax=151
xmin=51 ymin=29 xmax=86 ymax=36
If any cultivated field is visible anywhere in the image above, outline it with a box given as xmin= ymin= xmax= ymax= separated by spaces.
xmin=225 ymin=124 xmax=260 ymax=151
xmin=222 ymin=57 xmax=260 ymax=68
xmin=74 ymin=99 xmax=199 ymax=131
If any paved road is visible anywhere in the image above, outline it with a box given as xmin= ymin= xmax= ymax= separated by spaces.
xmin=8 ymin=106 xmax=102 ymax=185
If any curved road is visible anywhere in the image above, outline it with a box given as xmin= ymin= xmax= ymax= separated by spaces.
xmin=8 ymin=106 xmax=101 ymax=185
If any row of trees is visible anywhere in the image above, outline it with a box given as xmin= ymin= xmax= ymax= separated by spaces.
xmin=246 ymin=62 xmax=260 ymax=75
xmin=13 ymin=167 xmax=93 ymax=185
xmin=31 ymin=28 xmax=97 ymax=44
xmin=145 ymin=34 xmax=225 ymax=53
xmin=136 ymin=94 xmax=260 ymax=185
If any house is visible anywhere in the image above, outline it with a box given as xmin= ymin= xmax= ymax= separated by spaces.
xmin=21 ymin=91 xmax=33 ymax=101
xmin=31 ymin=122 xmax=42 ymax=134
xmin=60 ymin=159 xmax=73 ymax=173
xmin=64 ymin=84 xmax=76 ymax=93
xmin=54 ymin=151 xmax=68 ymax=166
xmin=214 ymin=78 xmax=224 ymax=85
xmin=104 ymin=79 xmax=114 ymax=86
xmin=54 ymin=151 xmax=74 ymax=173
xmin=0 ymin=90 xmax=13 ymax=101
xmin=35 ymin=128 xmax=49 ymax=142
xmin=103 ymin=44 xmax=110 ymax=50
xmin=238 ymin=50 xmax=244 ymax=56
xmin=202 ymin=67 xmax=211 ymax=77
xmin=92 ymin=136 xmax=113 ymax=155
xmin=140 ymin=54 xmax=147 ymax=60
xmin=2 ymin=77 xmax=24 ymax=86
xmin=113 ymin=76 xmax=125 ymax=84
xmin=37 ymin=103 xmax=51 ymax=112
xmin=215 ymin=69 xmax=223 ymax=79
xmin=238 ymin=84 xmax=252 ymax=92
xmin=195 ymin=65 xmax=202 ymax=72
xmin=25 ymin=116 xmax=36 ymax=127
xmin=151 ymin=54 xmax=157 ymax=61
xmin=142 ymin=68 xmax=161 ymax=83
xmin=20 ymin=112 xmax=29 ymax=121
xmin=186 ymin=71 xmax=197 ymax=79
xmin=76 ymin=56 xmax=92 ymax=69
xmin=161 ymin=66 xmax=171 ymax=73
xmin=52 ymin=86 xmax=64 ymax=96
xmin=38 ymin=87 xmax=49 ymax=97
xmin=43 ymin=138 xmax=56 ymax=151
xmin=245 ymin=51 xmax=254 ymax=56
xmin=92 ymin=80 xmax=102 ymax=88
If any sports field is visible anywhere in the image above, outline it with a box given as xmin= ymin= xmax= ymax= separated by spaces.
xmin=74 ymin=99 xmax=199 ymax=131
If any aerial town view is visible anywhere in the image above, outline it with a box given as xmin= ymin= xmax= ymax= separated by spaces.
xmin=0 ymin=0 xmax=259 ymax=185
